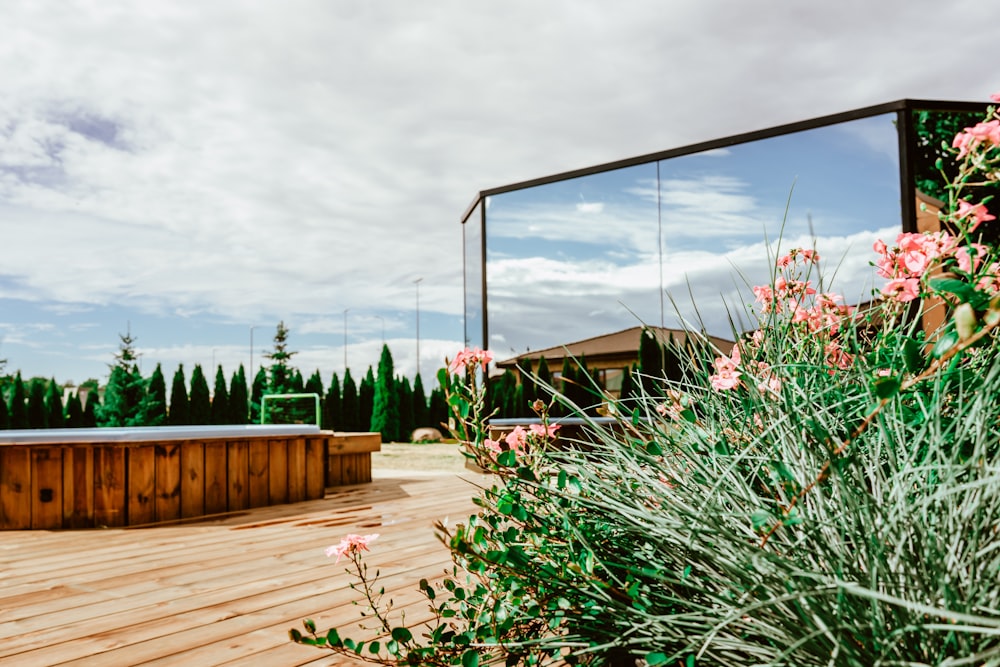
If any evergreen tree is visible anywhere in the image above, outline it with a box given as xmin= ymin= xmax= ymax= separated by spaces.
xmin=0 ymin=388 xmax=8 ymax=429
xmin=396 ymin=376 xmax=413 ymax=442
xmin=428 ymin=386 xmax=449 ymax=431
xmin=324 ymin=372 xmax=342 ymax=431
xmin=265 ymin=320 xmax=297 ymax=395
xmin=65 ymin=391 xmax=83 ymax=428
xmin=9 ymin=372 xmax=28 ymax=429
xmin=341 ymin=369 xmax=359 ymax=432
xmin=168 ymin=364 xmax=190 ymax=425
xmin=189 ymin=364 xmax=211 ymax=425
xmin=305 ymin=370 xmax=323 ymax=397
xmin=250 ymin=367 xmax=267 ymax=424
xmin=291 ymin=369 xmax=305 ymax=394
xmin=228 ymin=365 xmax=249 ymax=424
xmin=359 ymin=366 xmax=375 ymax=435
xmin=518 ymin=357 xmax=535 ymax=416
xmin=142 ymin=364 xmax=168 ymax=426
xmin=412 ymin=373 xmax=429 ymax=428
xmin=370 ymin=345 xmax=400 ymax=442
xmin=45 ymin=378 xmax=64 ymax=428
xmin=637 ymin=327 xmax=666 ymax=396
xmin=536 ymin=356 xmax=553 ymax=400
xmin=27 ymin=378 xmax=48 ymax=428
xmin=211 ymin=365 xmax=229 ymax=424
xmin=82 ymin=389 xmax=98 ymax=427
xmin=98 ymin=330 xmax=146 ymax=427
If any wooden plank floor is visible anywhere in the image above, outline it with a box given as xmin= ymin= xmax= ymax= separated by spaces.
xmin=0 ymin=469 xmax=484 ymax=666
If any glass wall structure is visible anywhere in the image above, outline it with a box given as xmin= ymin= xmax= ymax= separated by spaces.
xmin=461 ymin=99 xmax=994 ymax=365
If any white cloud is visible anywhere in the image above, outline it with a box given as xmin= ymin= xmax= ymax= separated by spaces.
xmin=0 ymin=0 xmax=996 ymax=381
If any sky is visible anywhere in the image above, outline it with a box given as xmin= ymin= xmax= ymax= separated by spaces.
xmin=0 ymin=0 xmax=997 ymax=387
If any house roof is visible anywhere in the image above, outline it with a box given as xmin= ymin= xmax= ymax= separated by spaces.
xmin=495 ymin=326 xmax=735 ymax=368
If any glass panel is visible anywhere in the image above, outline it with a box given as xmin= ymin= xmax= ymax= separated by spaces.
xmin=480 ymin=113 xmax=903 ymax=357
xmin=463 ymin=201 xmax=484 ymax=350
xmin=484 ymin=163 xmax=660 ymax=362
xmin=659 ymin=112 xmax=901 ymax=339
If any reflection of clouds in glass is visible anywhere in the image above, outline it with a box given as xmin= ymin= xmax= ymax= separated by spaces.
xmin=576 ymin=201 xmax=604 ymax=213
xmin=488 ymin=227 xmax=897 ymax=361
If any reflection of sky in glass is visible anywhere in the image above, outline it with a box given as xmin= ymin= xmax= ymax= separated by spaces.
xmin=484 ymin=114 xmax=902 ymax=360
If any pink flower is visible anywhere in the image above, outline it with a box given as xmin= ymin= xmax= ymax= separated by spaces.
xmin=326 ymin=533 xmax=379 ymax=563
xmin=448 ymin=346 xmax=494 ymax=375
xmin=882 ymin=277 xmax=921 ymax=303
xmin=992 ymin=92 xmax=1000 ymax=103
xmin=709 ymin=350 xmax=741 ymax=391
xmin=956 ymin=200 xmax=996 ymax=232
xmin=977 ymin=263 xmax=1000 ymax=293
xmin=505 ymin=426 xmax=528 ymax=452
xmin=955 ymin=243 xmax=989 ymax=274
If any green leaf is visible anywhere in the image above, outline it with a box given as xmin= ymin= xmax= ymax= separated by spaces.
xmin=646 ymin=652 xmax=668 ymax=666
xmin=645 ymin=440 xmax=663 ymax=456
xmin=462 ymin=649 xmax=480 ymax=667
xmin=750 ymin=509 xmax=772 ymax=532
xmin=288 ymin=628 xmax=302 ymax=642
xmin=369 ymin=641 xmax=381 ymax=655
xmin=928 ymin=276 xmax=977 ymax=303
xmin=391 ymin=626 xmax=413 ymax=643
xmin=872 ymin=376 xmax=900 ymax=399
xmin=326 ymin=628 xmax=341 ymax=646
xmin=302 ymin=618 xmax=316 ymax=634
xmin=932 ymin=330 xmax=960 ymax=359
xmin=687 ymin=654 xmax=696 ymax=667
xmin=903 ymin=338 xmax=924 ymax=373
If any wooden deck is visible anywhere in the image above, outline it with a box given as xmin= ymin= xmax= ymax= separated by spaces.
xmin=0 ymin=469 xmax=483 ymax=666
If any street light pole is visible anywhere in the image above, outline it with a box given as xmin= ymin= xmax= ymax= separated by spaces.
xmin=249 ymin=325 xmax=262 ymax=382
xmin=343 ymin=308 xmax=350 ymax=374
xmin=414 ymin=278 xmax=423 ymax=379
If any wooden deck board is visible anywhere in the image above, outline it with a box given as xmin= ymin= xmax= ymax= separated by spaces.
xmin=0 ymin=470 xmax=483 ymax=666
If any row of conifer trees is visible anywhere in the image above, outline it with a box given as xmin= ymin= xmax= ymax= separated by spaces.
xmin=0 ymin=324 xmax=449 ymax=441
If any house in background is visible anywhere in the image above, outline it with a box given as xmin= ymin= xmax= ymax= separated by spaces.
xmin=495 ymin=326 xmax=735 ymax=398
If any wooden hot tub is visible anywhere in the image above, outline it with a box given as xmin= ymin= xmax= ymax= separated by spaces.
xmin=0 ymin=425 xmax=381 ymax=530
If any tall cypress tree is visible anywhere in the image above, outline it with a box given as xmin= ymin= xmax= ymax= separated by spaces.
xmin=211 ymin=365 xmax=229 ymax=424
xmin=369 ymin=347 xmax=399 ymax=442
xmin=341 ymin=369 xmax=359 ymax=432
xmin=82 ymin=389 xmax=98 ymax=427
xmin=189 ymin=364 xmax=211 ymax=425
xmin=65 ymin=391 xmax=83 ymax=428
xmin=396 ymin=376 xmax=413 ymax=442
xmin=359 ymin=366 xmax=375 ymax=435
xmin=27 ymin=378 xmax=48 ymax=428
xmin=142 ymin=363 xmax=168 ymax=426
xmin=228 ymin=365 xmax=248 ymax=424
xmin=250 ymin=366 xmax=267 ymax=424
xmin=9 ymin=373 xmax=28 ymax=429
xmin=291 ymin=369 xmax=305 ymax=394
xmin=168 ymin=364 xmax=190 ymax=425
xmin=412 ymin=373 xmax=429 ymax=428
xmin=45 ymin=379 xmax=64 ymax=428
xmin=0 ymin=388 xmax=9 ymax=429
xmin=428 ymin=386 xmax=448 ymax=432
xmin=324 ymin=372 xmax=342 ymax=431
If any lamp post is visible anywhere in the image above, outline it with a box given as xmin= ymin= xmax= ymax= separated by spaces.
xmin=414 ymin=278 xmax=423 ymax=378
xmin=343 ymin=308 xmax=350 ymax=374
xmin=249 ymin=325 xmax=263 ymax=382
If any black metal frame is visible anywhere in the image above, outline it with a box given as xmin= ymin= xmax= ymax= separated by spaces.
xmin=461 ymin=98 xmax=992 ymax=353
